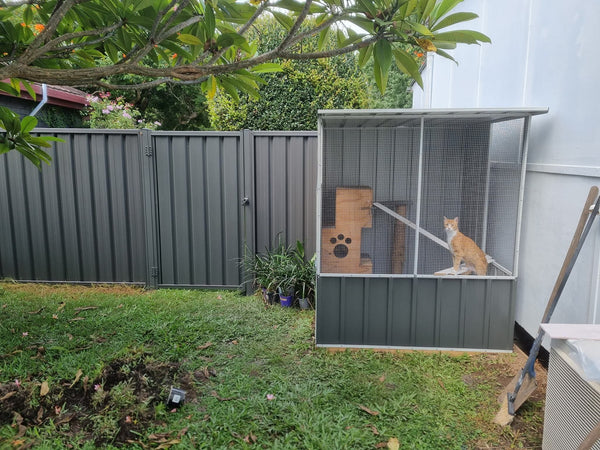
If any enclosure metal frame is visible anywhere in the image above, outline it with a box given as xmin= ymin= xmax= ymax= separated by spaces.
xmin=316 ymin=108 xmax=548 ymax=281
xmin=315 ymin=108 xmax=549 ymax=351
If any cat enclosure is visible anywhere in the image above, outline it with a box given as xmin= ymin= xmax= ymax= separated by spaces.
xmin=316 ymin=108 xmax=548 ymax=351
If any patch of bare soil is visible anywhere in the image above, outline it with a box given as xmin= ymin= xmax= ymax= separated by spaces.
xmin=0 ymin=356 xmax=210 ymax=448
xmin=471 ymin=345 xmax=547 ymax=449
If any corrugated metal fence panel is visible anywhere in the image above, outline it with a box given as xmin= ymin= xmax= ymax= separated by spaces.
xmin=252 ymin=131 xmax=318 ymax=256
xmin=153 ymin=132 xmax=244 ymax=287
xmin=0 ymin=129 xmax=147 ymax=283
xmin=0 ymin=129 xmax=317 ymax=288
xmin=316 ymin=276 xmax=515 ymax=350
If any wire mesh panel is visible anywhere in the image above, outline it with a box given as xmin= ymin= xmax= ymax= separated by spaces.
xmin=485 ymin=119 xmax=526 ymax=273
xmin=320 ymin=123 xmax=420 ymax=275
xmin=318 ymin=111 xmax=537 ymax=278
xmin=418 ymin=121 xmax=490 ymax=275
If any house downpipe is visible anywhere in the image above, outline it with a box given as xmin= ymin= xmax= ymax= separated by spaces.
xmin=29 ymin=83 xmax=48 ymax=117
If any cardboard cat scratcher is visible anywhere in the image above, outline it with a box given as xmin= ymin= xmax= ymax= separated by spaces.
xmin=321 ymin=187 xmax=373 ymax=274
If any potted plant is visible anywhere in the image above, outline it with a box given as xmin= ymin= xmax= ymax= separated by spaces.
xmin=242 ymin=238 xmax=314 ymax=308
xmin=272 ymin=247 xmax=297 ymax=307
xmin=294 ymin=243 xmax=316 ymax=310
xmin=241 ymin=246 xmax=277 ymax=305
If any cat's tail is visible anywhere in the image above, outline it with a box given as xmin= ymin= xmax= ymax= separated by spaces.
xmin=475 ymin=258 xmax=488 ymax=276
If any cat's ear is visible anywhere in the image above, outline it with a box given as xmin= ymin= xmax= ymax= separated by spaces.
xmin=454 ymin=217 xmax=459 ymax=222
xmin=443 ymin=216 xmax=448 ymax=220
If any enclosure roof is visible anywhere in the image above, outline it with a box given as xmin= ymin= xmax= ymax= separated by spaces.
xmin=318 ymin=107 xmax=549 ymax=128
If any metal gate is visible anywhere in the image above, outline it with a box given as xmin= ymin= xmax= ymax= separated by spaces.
xmin=152 ymin=132 xmax=245 ymax=289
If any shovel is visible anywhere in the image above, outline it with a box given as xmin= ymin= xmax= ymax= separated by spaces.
xmin=494 ymin=186 xmax=600 ymax=426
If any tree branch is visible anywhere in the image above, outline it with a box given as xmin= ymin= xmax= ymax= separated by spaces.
xmin=19 ymin=0 xmax=88 ymax=65
xmin=238 ymin=1 xmax=270 ymax=36
xmin=21 ymin=21 xmax=125 ymax=63
xmin=278 ymin=36 xmax=377 ymax=60
xmin=276 ymin=0 xmax=313 ymax=51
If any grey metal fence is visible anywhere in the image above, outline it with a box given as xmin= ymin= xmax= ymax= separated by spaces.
xmin=0 ymin=129 xmax=317 ymax=289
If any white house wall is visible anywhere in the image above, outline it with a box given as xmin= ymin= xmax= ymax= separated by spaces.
xmin=413 ymin=0 xmax=600 ymax=342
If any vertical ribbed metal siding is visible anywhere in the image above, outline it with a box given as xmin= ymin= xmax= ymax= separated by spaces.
xmin=316 ymin=276 xmax=515 ymax=350
xmin=252 ymin=131 xmax=318 ymax=256
xmin=543 ymin=344 xmax=600 ymax=450
xmin=153 ymin=132 xmax=244 ymax=287
xmin=0 ymin=130 xmax=147 ymax=283
xmin=0 ymin=129 xmax=318 ymax=288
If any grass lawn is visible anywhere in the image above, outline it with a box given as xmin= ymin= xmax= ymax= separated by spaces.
xmin=0 ymin=283 xmax=544 ymax=449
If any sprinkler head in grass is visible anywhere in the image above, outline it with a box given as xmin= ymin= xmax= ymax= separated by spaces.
xmin=167 ymin=386 xmax=186 ymax=409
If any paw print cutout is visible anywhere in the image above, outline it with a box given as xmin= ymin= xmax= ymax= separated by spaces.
xmin=329 ymin=233 xmax=353 ymax=258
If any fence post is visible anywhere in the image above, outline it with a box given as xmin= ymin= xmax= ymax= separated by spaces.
xmin=140 ymin=129 xmax=160 ymax=288
xmin=242 ymin=129 xmax=256 ymax=295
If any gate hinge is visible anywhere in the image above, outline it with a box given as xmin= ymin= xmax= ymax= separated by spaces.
xmin=151 ymin=266 xmax=159 ymax=279
xmin=145 ymin=145 xmax=153 ymax=157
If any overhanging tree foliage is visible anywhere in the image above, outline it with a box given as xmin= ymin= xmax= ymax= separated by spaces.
xmin=0 ymin=0 xmax=489 ymax=165
xmin=209 ymin=16 xmax=370 ymax=130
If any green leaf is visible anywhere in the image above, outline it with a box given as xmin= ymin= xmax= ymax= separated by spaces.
xmin=373 ymin=57 xmax=387 ymax=95
xmin=434 ymin=48 xmax=456 ymax=62
xmin=204 ymin=75 xmax=217 ymax=99
xmin=432 ymin=41 xmax=457 ymax=50
xmin=373 ymin=40 xmax=392 ymax=94
xmin=317 ymin=27 xmax=329 ymax=51
xmin=344 ymin=16 xmax=375 ymax=33
xmin=223 ymin=75 xmax=260 ymax=99
xmin=177 ymin=33 xmax=203 ymax=46
xmin=218 ymin=78 xmax=240 ymax=102
xmin=357 ymin=44 xmax=373 ymax=68
xmin=431 ymin=12 xmax=478 ymax=31
xmin=403 ymin=0 xmax=418 ymax=18
xmin=0 ymin=82 xmax=20 ymax=97
xmin=21 ymin=116 xmax=37 ymax=134
xmin=160 ymin=40 xmax=193 ymax=60
xmin=23 ymin=5 xmax=33 ymax=25
xmin=406 ymin=20 xmax=433 ymax=36
xmin=355 ymin=0 xmax=379 ymax=19
xmin=216 ymin=32 xmax=247 ymax=49
xmin=28 ymin=136 xmax=63 ymax=147
xmin=205 ymin=4 xmax=215 ymax=39
xmin=430 ymin=0 xmax=462 ymax=22
xmin=271 ymin=11 xmax=294 ymax=30
xmin=104 ymin=41 xmax=120 ymax=63
xmin=273 ymin=0 xmax=317 ymax=13
xmin=250 ymin=63 xmax=283 ymax=73
xmin=393 ymin=48 xmax=423 ymax=88
xmin=336 ymin=28 xmax=345 ymax=47
xmin=21 ymin=80 xmax=36 ymax=100
xmin=374 ymin=39 xmax=392 ymax=73
xmin=433 ymin=30 xmax=490 ymax=44
xmin=133 ymin=0 xmax=157 ymax=11
xmin=338 ymin=30 xmax=364 ymax=48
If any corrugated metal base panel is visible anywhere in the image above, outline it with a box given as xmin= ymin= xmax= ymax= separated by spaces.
xmin=542 ymin=345 xmax=600 ymax=450
xmin=315 ymin=276 xmax=515 ymax=351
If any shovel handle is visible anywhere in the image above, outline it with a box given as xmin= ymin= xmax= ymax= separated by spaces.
xmin=542 ymin=185 xmax=599 ymax=323
xmin=508 ymin=186 xmax=600 ymax=414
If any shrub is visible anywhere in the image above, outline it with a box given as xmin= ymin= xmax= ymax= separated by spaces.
xmin=82 ymin=92 xmax=161 ymax=130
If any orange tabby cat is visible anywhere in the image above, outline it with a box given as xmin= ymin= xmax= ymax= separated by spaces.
xmin=443 ymin=216 xmax=487 ymax=275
